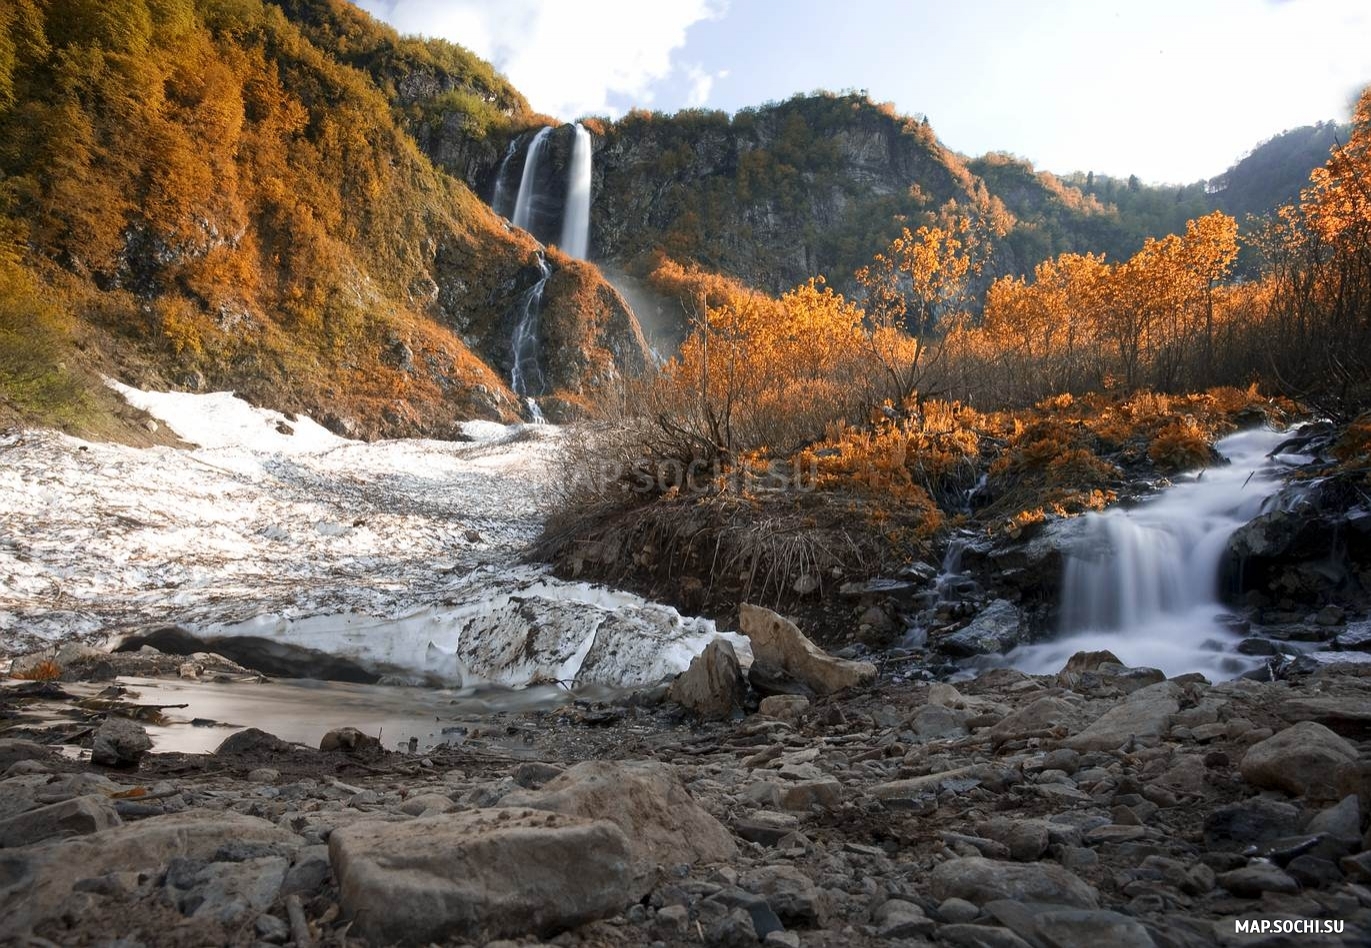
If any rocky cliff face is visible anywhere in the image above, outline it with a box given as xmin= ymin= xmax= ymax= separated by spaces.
xmin=460 ymin=97 xmax=988 ymax=296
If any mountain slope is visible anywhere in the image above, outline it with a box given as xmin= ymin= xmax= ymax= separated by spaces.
xmin=0 ymin=0 xmax=647 ymax=436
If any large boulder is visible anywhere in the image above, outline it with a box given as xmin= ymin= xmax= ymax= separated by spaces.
xmin=930 ymin=857 xmax=1098 ymax=908
xmin=1063 ymin=681 xmax=1181 ymax=752
xmin=938 ymin=600 xmax=1023 ymax=657
xmin=0 ymin=811 xmax=297 ymax=941
xmin=502 ymin=759 xmax=737 ymax=893
xmin=329 ymin=808 xmax=634 ymax=945
xmin=667 ymin=638 xmax=746 ymax=719
xmin=1240 ymin=721 xmax=1360 ymax=800
xmin=738 ymin=604 xmax=875 ymax=696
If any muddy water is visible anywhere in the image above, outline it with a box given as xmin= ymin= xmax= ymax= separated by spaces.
xmin=9 ymin=675 xmax=627 ymax=756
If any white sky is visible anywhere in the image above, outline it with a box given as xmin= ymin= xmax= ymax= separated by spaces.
xmin=355 ymin=0 xmax=1371 ymax=184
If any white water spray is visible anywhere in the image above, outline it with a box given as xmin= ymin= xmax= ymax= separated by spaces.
xmin=512 ymin=126 xmax=552 ymax=232
xmin=560 ymin=123 xmax=592 ymax=259
xmin=1007 ymin=427 xmax=1307 ymax=679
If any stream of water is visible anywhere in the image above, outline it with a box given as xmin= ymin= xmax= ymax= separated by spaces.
xmin=1006 ymin=426 xmax=1309 ymax=679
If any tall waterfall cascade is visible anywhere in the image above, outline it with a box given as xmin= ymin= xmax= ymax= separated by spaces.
xmin=490 ymin=135 xmax=522 ymax=219
xmin=1008 ymin=427 xmax=1308 ymax=679
xmin=560 ymin=123 xmax=592 ymax=259
xmin=511 ymin=126 xmax=552 ymax=232
xmin=509 ymin=255 xmax=550 ymax=422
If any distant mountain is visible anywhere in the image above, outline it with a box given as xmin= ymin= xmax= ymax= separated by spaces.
xmin=1207 ymin=121 xmax=1350 ymax=220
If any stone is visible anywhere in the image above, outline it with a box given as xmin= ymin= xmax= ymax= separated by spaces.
xmin=0 ymin=811 xmax=298 ymax=941
xmin=939 ymin=897 xmax=982 ymax=923
xmin=668 ymin=638 xmax=746 ymax=720
xmin=0 ymin=740 xmax=56 ymax=771
xmin=1203 ymin=797 xmax=1302 ymax=850
xmin=0 ymin=795 xmax=120 ymax=848
xmin=758 ymin=694 xmax=810 ymax=723
xmin=165 ymin=855 xmax=289 ymax=923
xmin=501 ymin=760 xmax=737 ymax=893
xmin=1305 ymin=794 xmax=1362 ymax=844
xmin=912 ymin=703 xmax=971 ymax=740
xmin=1240 ymin=721 xmax=1359 ymax=800
xmin=1031 ymin=908 xmax=1157 ymax=948
xmin=1217 ymin=863 xmax=1300 ymax=897
xmin=329 ymin=808 xmax=634 ymax=945
xmin=214 ymin=728 xmax=301 ymax=757
xmin=938 ymin=923 xmax=1035 ymax=948
xmin=989 ymin=697 xmax=1089 ymax=744
xmin=319 ymin=727 xmax=381 ymax=754
xmin=740 ymin=864 xmax=826 ymax=926
xmin=706 ymin=907 xmax=757 ymax=947
xmin=873 ymin=897 xmax=934 ymax=937
xmin=1341 ymin=851 xmax=1371 ymax=883
xmin=281 ymin=845 xmax=330 ymax=896
xmin=930 ymin=857 xmax=1098 ymax=908
xmin=655 ymin=903 xmax=690 ymax=937
xmin=91 ymin=717 xmax=152 ymax=768
xmin=975 ymin=818 xmax=1050 ymax=862
xmin=738 ymin=604 xmax=875 ymax=695
xmin=777 ymin=779 xmax=842 ymax=811
xmin=940 ymin=599 xmax=1023 ymax=657
xmin=1064 ymin=681 xmax=1182 ymax=752
xmin=255 ymin=913 xmax=289 ymax=943
xmin=398 ymin=793 xmax=456 ymax=816
xmin=513 ymin=761 xmax=564 ymax=789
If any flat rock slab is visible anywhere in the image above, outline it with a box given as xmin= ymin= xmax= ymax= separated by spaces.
xmin=930 ymin=856 xmax=1099 ymax=908
xmin=329 ymin=808 xmax=634 ymax=945
xmin=1063 ymin=681 xmax=1181 ymax=752
xmin=0 ymin=794 xmax=120 ymax=848
xmin=503 ymin=759 xmax=737 ymax=893
xmin=739 ymin=604 xmax=875 ymax=696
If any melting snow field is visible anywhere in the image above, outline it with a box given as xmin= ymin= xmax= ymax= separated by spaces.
xmin=0 ymin=382 xmax=744 ymax=687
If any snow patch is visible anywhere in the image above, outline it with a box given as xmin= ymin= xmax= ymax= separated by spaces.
xmin=2 ymin=385 xmax=740 ymax=687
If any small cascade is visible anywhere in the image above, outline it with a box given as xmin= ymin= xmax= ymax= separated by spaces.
xmin=512 ymin=126 xmax=552 ymax=232
xmin=560 ymin=123 xmax=592 ymax=259
xmin=1009 ymin=427 xmax=1306 ymax=678
xmin=901 ymin=536 xmax=976 ymax=649
xmin=490 ymin=135 xmax=522 ymax=218
xmin=510 ymin=256 xmax=550 ymax=420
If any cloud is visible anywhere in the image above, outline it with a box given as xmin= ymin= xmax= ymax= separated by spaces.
xmin=683 ymin=63 xmax=728 ymax=107
xmin=355 ymin=0 xmax=725 ymax=119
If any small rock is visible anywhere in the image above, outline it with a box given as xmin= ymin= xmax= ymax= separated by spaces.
xmin=319 ymin=727 xmax=381 ymax=754
xmin=706 ymin=907 xmax=756 ymax=947
xmin=930 ymin=857 xmax=1098 ymax=908
xmin=1217 ymin=863 xmax=1300 ymax=897
xmin=873 ymin=898 xmax=934 ymax=937
xmin=254 ymin=913 xmax=289 ymax=943
xmin=777 ymin=779 xmax=842 ymax=811
xmin=247 ymin=768 xmax=280 ymax=784
xmin=758 ymin=694 xmax=810 ymax=723
xmin=92 ymin=718 xmax=152 ymax=768
xmin=1204 ymin=797 xmax=1302 ymax=850
xmin=1063 ymin=681 xmax=1181 ymax=752
xmin=512 ymin=761 xmax=564 ymax=789
xmin=938 ymin=897 xmax=982 ymax=923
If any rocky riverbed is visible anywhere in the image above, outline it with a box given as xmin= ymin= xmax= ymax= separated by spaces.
xmin=3 ymin=616 xmax=1370 ymax=948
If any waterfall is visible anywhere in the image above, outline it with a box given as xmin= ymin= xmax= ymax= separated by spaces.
xmin=490 ymin=135 xmax=522 ymax=219
xmin=510 ymin=256 xmax=550 ymax=422
xmin=512 ymin=126 xmax=552 ymax=233
xmin=560 ymin=123 xmax=592 ymax=259
xmin=1008 ymin=427 xmax=1306 ymax=679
